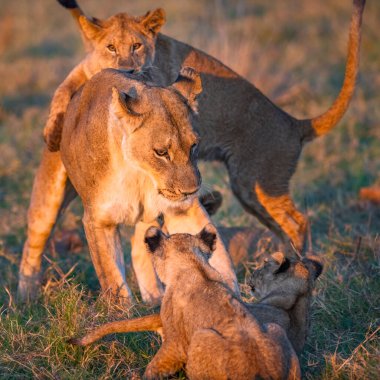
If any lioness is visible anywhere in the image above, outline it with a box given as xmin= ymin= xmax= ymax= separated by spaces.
xmin=19 ymin=67 xmax=238 ymax=303
xmin=69 ymin=253 xmax=322 ymax=357
xmin=73 ymin=225 xmax=300 ymax=379
xmin=19 ymin=0 xmax=365 ymax=300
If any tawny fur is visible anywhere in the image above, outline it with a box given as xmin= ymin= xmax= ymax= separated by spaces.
xmin=71 ymin=226 xmax=301 ymax=379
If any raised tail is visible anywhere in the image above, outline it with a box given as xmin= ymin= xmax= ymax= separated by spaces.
xmin=56 ymin=0 xmax=93 ymax=50
xmin=68 ymin=314 xmax=162 ymax=346
xmin=57 ymin=0 xmax=84 ymax=25
xmin=300 ymin=0 xmax=366 ymax=142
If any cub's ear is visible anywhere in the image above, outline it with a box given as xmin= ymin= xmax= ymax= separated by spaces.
xmin=111 ymin=87 xmax=142 ymax=132
xmin=78 ymin=15 xmax=103 ymax=40
xmin=302 ymin=255 xmax=323 ymax=280
xmin=197 ymin=224 xmax=217 ymax=253
xmin=145 ymin=227 xmax=165 ymax=255
xmin=141 ymin=8 xmax=166 ymax=35
xmin=172 ymin=67 xmax=202 ymax=113
xmin=199 ymin=191 xmax=223 ymax=216
xmin=268 ymin=252 xmax=290 ymax=274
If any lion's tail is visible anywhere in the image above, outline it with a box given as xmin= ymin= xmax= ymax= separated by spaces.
xmin=57 ymin=0 xmax=84 ymax=25
xmin=299 ymin=0 xmax=365 ymax=143
xmin=68 ymin=314 xmax=162 ymax=346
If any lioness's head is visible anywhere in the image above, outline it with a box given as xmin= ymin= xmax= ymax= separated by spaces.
xmin=249 ymin=252 xmax=323 ymax=301
xmin=79 ymin=8 xmax=165 ymax=73
xmin=110 ymin=67 xmax=202 ymax=208
xmin=144 ymin=224 xmax=217 ymax=285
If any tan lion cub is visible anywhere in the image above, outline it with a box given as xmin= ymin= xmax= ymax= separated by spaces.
xmin=43 ymin=3 xmax=165 ymax=151
xmin=72 ymin=225 xmax=301 ymax=379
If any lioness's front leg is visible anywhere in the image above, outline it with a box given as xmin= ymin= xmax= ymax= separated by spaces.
xmin=164 ymin=199 xmax=239 ymax=296
xmin=131 ymin=220 xmax=164 ymax=304
xmin=44 ymin=63 xmax=87 ymax=152
xmin=82 ymin=211 xmax=132 ymax=304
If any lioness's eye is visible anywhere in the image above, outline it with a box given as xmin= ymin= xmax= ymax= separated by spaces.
xmin=154 ymin=148 xmax=170 ymax=160
xmin=107 ymin=44 xmax=116 ymax=53
xmin=132 ymin=43 xmax=142 ymax=51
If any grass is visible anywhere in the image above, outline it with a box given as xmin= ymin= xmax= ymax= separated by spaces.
xmin=0 ymin=0 xmax=379 ymax=378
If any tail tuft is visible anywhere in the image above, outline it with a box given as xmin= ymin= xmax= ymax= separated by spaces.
xmin=353 ymin=0 xmax=366 ymax=9
xmin=57 ymin=0 xmax=79 ymax=9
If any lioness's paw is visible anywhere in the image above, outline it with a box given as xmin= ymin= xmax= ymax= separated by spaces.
xmin=43 ymin=113 xmax=64 ymax=152
xmin=17 ymin=273 xmax=42 ymax=303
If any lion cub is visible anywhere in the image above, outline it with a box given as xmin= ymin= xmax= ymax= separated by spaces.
xmin=44 ymin=5 xmax=165 ymax=151
xmin=72 ymin=225 xmax=300 ymax=379
xmin=147 ymin=226 xmax=301 ymax=379
xmin=247 ymin=252 xmax=323 ymax=354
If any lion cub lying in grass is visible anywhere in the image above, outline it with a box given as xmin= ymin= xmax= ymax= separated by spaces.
xmin=247 ymin=252 xmax=323 ymax=354
xmin=71 ymin=225 xmax=301 ymax=379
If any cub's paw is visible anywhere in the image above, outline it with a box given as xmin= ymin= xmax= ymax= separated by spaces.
xmin=143 ymin=366 xmax=161 ymax=380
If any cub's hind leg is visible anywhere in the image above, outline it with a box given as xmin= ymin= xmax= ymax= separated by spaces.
xmin=254 ymin=183 xmax=307 ymax=255
xmin=229 ymin=170 xmax=307 ymax=256
xmin=186 ymin=329 xmax=228 ymax=380
xmin=18 ymin=148 xmax=74 ymax=302
xmin=144 ymin=341 xmax=185 ymax=380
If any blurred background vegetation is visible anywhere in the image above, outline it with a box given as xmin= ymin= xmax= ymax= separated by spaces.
xmin=0 ymin=0 xmax=379 ymax=378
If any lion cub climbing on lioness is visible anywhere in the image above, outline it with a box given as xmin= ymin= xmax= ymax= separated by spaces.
xmin=72 ymin=226 xmax=301 ymax=379
xmin=44 ymin=3 xmax=165 ymax=151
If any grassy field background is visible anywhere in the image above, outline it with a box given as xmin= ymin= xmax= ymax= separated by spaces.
xmin=0 ymin=0 xmax=379 ymax=378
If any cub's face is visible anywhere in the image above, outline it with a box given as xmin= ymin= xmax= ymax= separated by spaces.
xmin=111 ymin=68 xmax=203 ymax=208
xmin=249 ymin=252 xmax=323 ymax=300
xmin=79 ymin=9 xmax=165 ymax=74
xmin=144 ymin=224 xmax=217 ymax=286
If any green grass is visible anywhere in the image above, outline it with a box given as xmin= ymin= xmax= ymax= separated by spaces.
xmin=0 ymin=0 xmax=379 ymax=378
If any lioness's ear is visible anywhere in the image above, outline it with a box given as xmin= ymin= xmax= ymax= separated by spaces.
xmin=141 ymin=8 xmax=166 ymax=35
xmin=198 ymin=224 xmax=217 ymax=252
xmin=145 ymin=227 xmax=165 ymax=255
xmin=79 ymin=15 xmax=103 ymax=40
xmin=172 ymin=67 xmax=202 ymax=113
xmin=199 ymin=191 xmax=223 ymax=217
xmin=269 ymin=252 xmax=290 ymax=274
xmin=111 ymin=87 xmax=142 ymax=132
